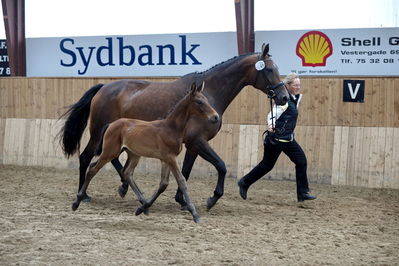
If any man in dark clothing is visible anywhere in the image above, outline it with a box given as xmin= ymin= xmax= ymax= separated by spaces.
xmin=238 ymin=73 xmax=316 ymax=202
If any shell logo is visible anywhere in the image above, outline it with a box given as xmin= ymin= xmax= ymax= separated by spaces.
xmin=296 ymin=31 xmax=333 ymax=67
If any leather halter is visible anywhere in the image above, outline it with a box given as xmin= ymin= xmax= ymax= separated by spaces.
xmin=254 ymin=56 xmax=285 ymax=98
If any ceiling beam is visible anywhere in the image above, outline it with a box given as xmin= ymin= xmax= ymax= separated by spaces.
xmin=234 ymin=0 xmax=254 ymax=55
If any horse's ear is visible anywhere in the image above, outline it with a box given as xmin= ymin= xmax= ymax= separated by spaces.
xmin=190 ymin=82 xmax=197 ymax=95
xmin=198 ymin=81 xmax=205 ymax=92
xmin=261 ymin=43 xmax=270 ymax=58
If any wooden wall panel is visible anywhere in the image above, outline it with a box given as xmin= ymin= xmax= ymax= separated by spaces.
xmin=1 ymin=77 xmax=399 ymax=128
xmin=0 ymin=77 xmax=399 ymax=189
xmin=0 ymin=119 xmax=5 ymax=164
xmin=392 ymin=129 xmax=399 ymax=188
xmin=0 ymin=118 xmax=398 ymax=189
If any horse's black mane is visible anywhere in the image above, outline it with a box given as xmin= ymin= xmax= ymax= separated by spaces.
xmin=165 ymin=51 xmax=270 ymax=118
xmin=182 ymin=52 xmax=257 ymax=78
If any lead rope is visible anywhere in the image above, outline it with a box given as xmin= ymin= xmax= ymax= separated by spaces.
xmin=262 ymin=91 xmax=276 ymax=141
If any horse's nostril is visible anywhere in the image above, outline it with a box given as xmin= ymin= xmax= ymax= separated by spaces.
xmin=283 ymin=96 xmax=288 ymax=102
xmin=211 ymin=115 xmax=219 ymax=123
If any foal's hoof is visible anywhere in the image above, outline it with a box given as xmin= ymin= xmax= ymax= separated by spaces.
xmin=72 ymin=202 xmax=80 ymax=211
xmin=118 ymin=185 xmax=128 ymax=198
xmin=206 ymin=196 xmax=219 ymax=210
xmin=81 ymin=194 xmax=91 ymax=203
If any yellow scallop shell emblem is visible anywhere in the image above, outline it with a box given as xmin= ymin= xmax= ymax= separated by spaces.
xmin=296 ymin=31 xmax=333 ymax=67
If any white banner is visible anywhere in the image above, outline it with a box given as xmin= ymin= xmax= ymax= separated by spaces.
xmin=255 ymin=27 xmax=399 ymax=76
xmin=26 ymin=32 xmax=237 ymax=77
xmin=26 ymin=28 xmax=399 ymax=77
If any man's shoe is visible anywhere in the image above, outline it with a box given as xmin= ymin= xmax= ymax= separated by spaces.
xmin=297 ymin=193 xmax=316 ymax=202
xmin=237 ymin=179 xmax=249 ymax=200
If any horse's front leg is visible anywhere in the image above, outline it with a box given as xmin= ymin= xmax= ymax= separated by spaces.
xmin=194 ymin=140 xmax=226 ymax=210
xmin=176 ymin=140 xmax=226 ymax=211
xmin=136 ymin=162 xmax=170 ymax=216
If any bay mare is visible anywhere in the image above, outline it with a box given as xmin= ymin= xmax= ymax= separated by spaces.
xmin=72 ymin=83 xmax=219 ymax=223
xmin=60 ymin=44 xmax=289 ymax=210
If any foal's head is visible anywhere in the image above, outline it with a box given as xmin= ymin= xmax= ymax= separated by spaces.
xmin=187 ymin=82 xmax=219 ymax=124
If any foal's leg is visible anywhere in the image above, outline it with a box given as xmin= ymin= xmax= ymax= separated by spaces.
xmin=175 ymin=149 xmax=198 ymax=209
xmin=114 ymin=155 xmax=146 ymax=199
xmin=169 ymin=159 xmax=200 ymax=223
xmin=121 ymin=153 xmax=147 ymax=205
xmin=136 ymin=162 xmax=170 ymax=216
xmin=72 ymin=157 xmax=110 ymax=211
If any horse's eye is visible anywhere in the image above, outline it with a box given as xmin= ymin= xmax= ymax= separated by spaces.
xmin=195 ymin=100 xmax=203 ymax=105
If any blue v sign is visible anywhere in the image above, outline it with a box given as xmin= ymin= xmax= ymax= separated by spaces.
xmin=343 ymin=80 xmax=365 ymax=103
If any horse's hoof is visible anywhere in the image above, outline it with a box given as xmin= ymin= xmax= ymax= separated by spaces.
xmin=193 ymin=215 xmax=201 ymax=223
xmin=206 ymin=197 xmax=218 ymax=210
xmin=143 ymin=208 xmax=149 ymax=215
xmin=82 ymin=194 xmax=91 ymax=203
xmin=72 ymin=202 xmax=79 ymax=211
xmin=118 ymin=185 xmax=128 ymax=198
xmin=135 ymin=206 xmax=145 ymax=216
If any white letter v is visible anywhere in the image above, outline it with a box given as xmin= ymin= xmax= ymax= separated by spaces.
xmin=348 ymin=83 xmax=360 ymax=99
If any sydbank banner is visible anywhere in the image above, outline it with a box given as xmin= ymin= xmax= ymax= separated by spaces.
xmin=26 ymin=32 xmax=237 ymax=77
xmin=26 ymin=27 xmax=398 ymax=77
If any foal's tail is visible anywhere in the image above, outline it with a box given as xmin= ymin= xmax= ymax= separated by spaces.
xmin=59 ymin=83 xmax=104 ymax=158
xmin=95 ymin=124 xmax=110 ymax=156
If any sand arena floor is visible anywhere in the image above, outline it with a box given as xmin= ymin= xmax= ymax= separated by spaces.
xmin=0 ymin=165 xmax=398 ymax=265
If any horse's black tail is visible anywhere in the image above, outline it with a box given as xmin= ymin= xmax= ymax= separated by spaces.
xmin=59 ymin=83 xmax=104 ymax=158
xmin=95 ymin=124 xmax=110 ymax=156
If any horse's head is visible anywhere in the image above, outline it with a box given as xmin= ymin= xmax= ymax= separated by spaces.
xmin=253 ymin=43 xmax=289 ymax=105
xmin=188 ymin=82 xmax=219 ymax=124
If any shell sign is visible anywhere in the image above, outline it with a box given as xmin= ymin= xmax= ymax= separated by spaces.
xmin=296 ymin=31 xmax=333 ymax=67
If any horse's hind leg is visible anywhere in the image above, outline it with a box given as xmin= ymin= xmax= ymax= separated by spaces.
xmin=72 ymin=157 xmax=109 ymax=211
xmin=136 ymin=162 xmax=170 ymax=216
xmin=111 ymin=158 xmax=130 ymax=198
xmin=169 ymin=159 xmax=200 ymax=223
xmin=78 ymin=139 xmax=97 ymax=202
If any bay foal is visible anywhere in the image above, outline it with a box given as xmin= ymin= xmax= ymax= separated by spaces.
xmin=72 ymin=82 xmax=219 ymax=223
